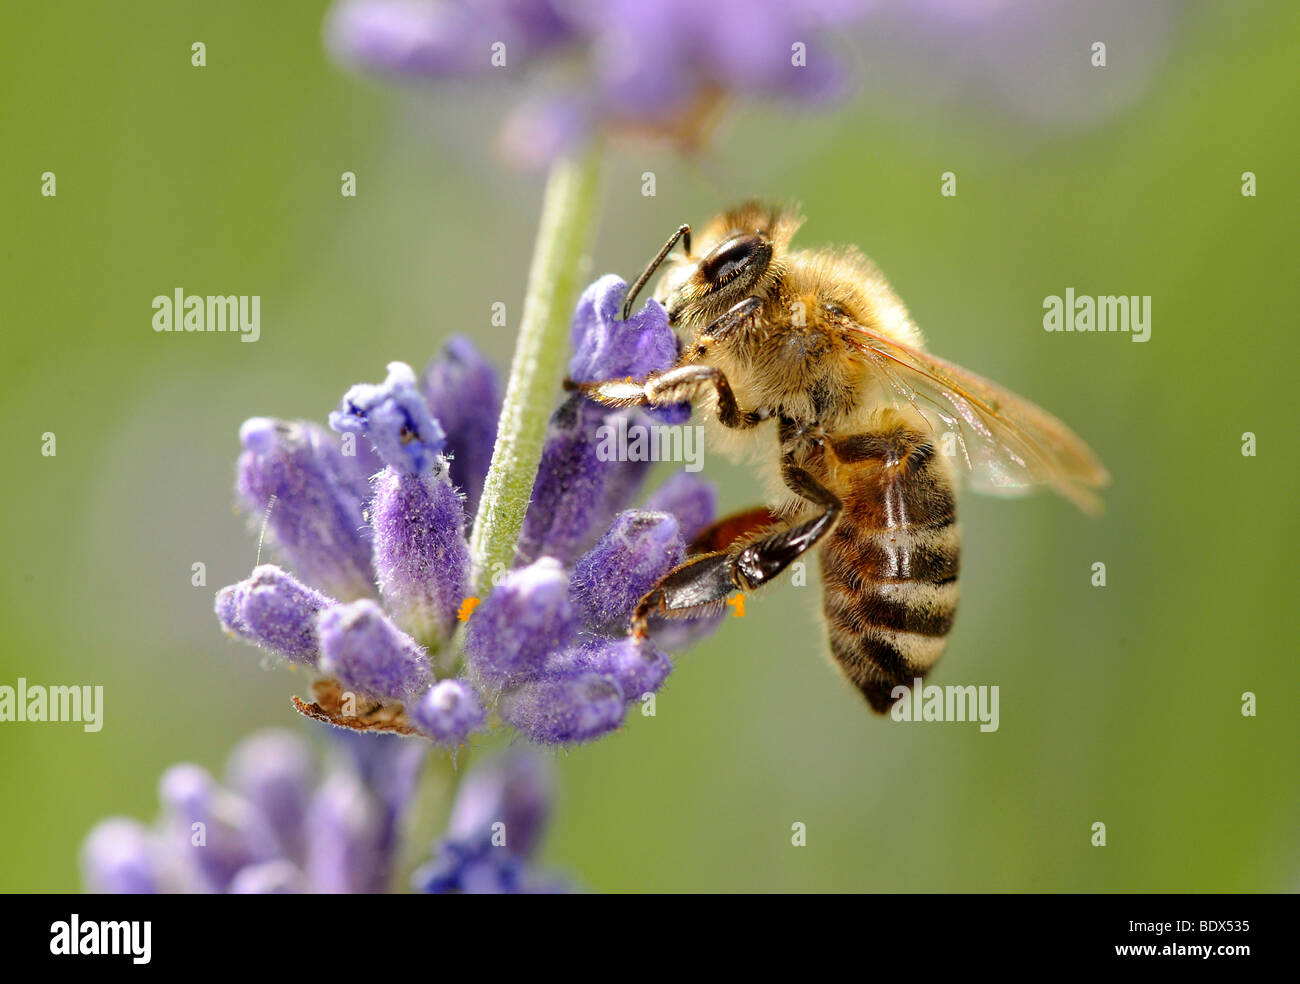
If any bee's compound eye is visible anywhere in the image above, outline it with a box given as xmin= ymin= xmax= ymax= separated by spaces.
xmin=699 ymin=234 xmax=765 ymax=286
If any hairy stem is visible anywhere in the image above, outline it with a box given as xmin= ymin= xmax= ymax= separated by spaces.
xmin=468 ymin=146 xmax=601 ymax=593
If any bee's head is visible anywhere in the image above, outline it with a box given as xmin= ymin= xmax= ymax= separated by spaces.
xmin=655 ymin=202 xmax=803 ymax=329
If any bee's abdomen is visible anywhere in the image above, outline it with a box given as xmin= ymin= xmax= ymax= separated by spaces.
xmin=819 ymin=439 xmax=960 ymax=713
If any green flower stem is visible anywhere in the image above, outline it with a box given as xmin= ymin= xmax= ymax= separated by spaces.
xmin=468 ymin=145 xmax=602 ymax=594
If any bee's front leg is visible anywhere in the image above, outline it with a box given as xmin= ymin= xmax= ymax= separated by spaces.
xmin=565 ymin=364 xmax=771 ymax=429
xmin=561 ymin=375 xmax=650 ymax=408
xmin=565 ymin=295 xmax=766 ymax=425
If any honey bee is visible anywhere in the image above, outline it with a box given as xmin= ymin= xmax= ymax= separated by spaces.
xmin=568 ymin=203 xmax=1108 ymax=712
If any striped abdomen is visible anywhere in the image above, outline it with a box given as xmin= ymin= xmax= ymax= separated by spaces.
xmin=819 ymin=425 xmax=960 ymax=712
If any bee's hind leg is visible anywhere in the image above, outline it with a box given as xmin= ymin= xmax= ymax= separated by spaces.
xmin=630 ymin=465 xmax=841 ymax=638
xmin=688 ymin=505 xmax=779 ymax=555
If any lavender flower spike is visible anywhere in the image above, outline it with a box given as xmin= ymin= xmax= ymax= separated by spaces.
xmin=215 ymin=564 xmax=332 ymax=667
xmin=331 ymin=362 xmax=470 ymax=646
xmin=318 ymin=599 xmax=431 ymax=703
xmin=237 ymin=418 xmax=375 ymax=600
xmin=208 ymin=275 xmax=729 ymax=750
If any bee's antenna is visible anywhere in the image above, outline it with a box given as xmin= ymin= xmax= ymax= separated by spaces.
xmin=621 ymin=223 xmax=691 ymax=320
xmin=255 ymin=494 xmax=277 ymax=567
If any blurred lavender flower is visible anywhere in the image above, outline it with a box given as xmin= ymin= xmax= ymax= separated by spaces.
xmin=414 ymin=749 xmax=567 ymax=893
xmin=82 ymin=730 xmax=566 ymax=894
xmin=324 ymin=0 xmax=873 ymax=167
xmin=81 ymin=729 xmax=424 ymax=894
xmin=325 ymin=0 xmax=1188 ymax=170
xmin=215 ymin=280 xmax=720 ymax=747
xmin=854 ymin=0 xmax=1186 ymax=131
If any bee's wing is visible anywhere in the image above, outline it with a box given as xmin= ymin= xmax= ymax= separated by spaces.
xmin=842 ymin=320 xmax=1110 ymax=514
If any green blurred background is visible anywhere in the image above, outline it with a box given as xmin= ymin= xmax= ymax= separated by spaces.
xmin=2 ymin=1 xmax=1297 ymax=892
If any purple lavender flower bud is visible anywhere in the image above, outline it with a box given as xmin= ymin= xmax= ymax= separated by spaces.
xmin=237 ymin=418 xmax=375 ymax=600
xmin=545 ymin=635 xmax=673 ymax=702
xmin=215 ymin=580 xmax=245 ymax=634
xmin=215 ymin=565 xmax=331 ymax=667
xmin=225 ymin=730 xmax=317 ymax=865
xmin=499 ymin=672 xmax=627 ymax=744
xmin=318 ymin=600 xmax=431 ymax=703
xmin=642 ymin=471 xmax=717 ymax=544
xmin=412 ymin=679 xmax=486 ymax=746
xmin=158 ymin=764 xmax=279 ymax=893
xmin=516 ymin=396 xmax=628 ymax=564
xmin=570 ymin=510 xmax=684 ymax=631
xmin=446 ymin=750 xmax=552 ymax=858
xmin=369 ymin=468 xmax=470 ymax=646
xmin=331 ymin=362 xmax=470 ymax=643
xmin=595 ymin=637 xmax=672 ymax=700
xmin=304 ymin=771 xmax=387 ymax=894
xmin=330 ymin=361 xmax=446 ymax=477
xmin=568 ymin=274 xmax=688 ymax=423
xmin=80 ymin=818 xmax=164 ymax=894
xmin=421 ymin=335 xmax=501 ymax=518
xmin=228 ymin=859 xmax=305 ymax=894
xmin=464 ymin=558 xmax=578 ymax=692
